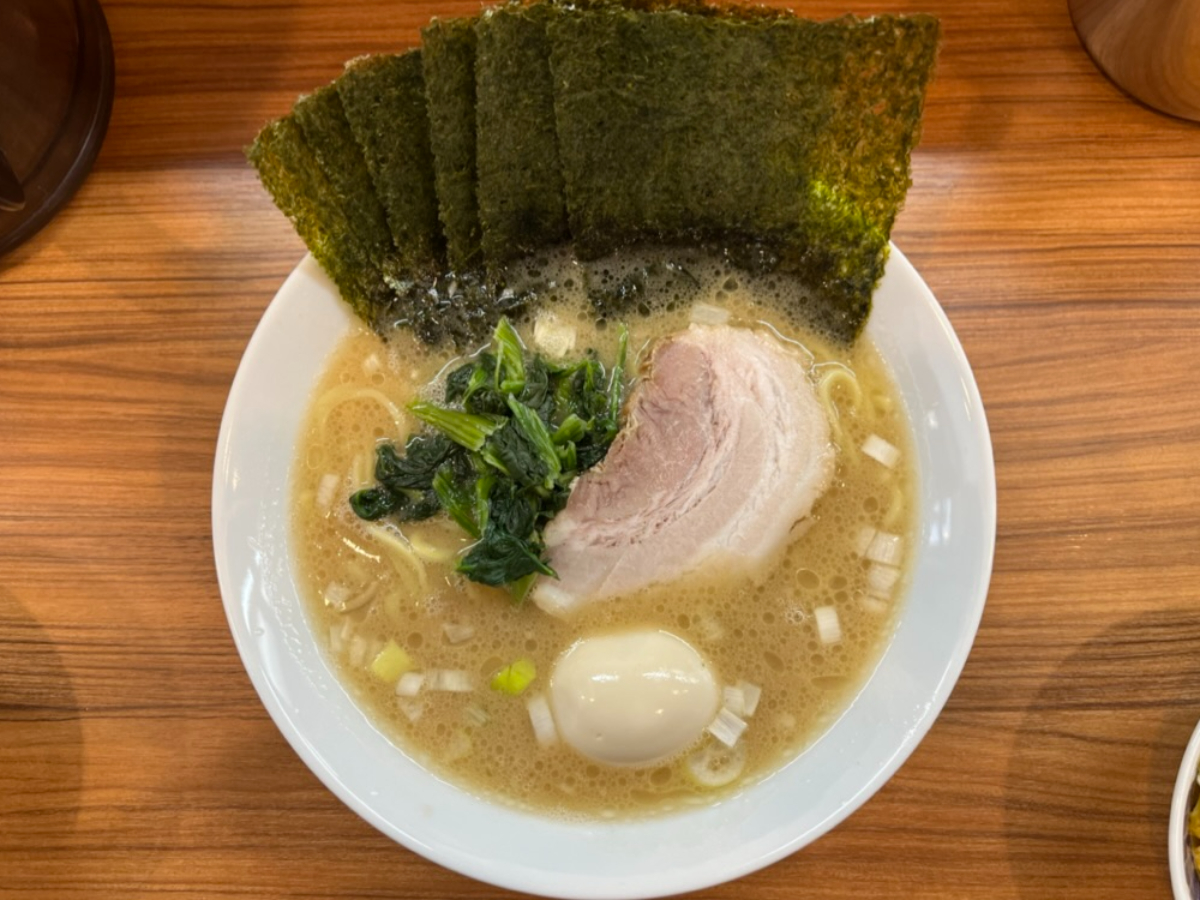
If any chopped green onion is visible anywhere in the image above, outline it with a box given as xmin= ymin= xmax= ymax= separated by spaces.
xmin=463 ymin=704 xmax=489 ymax=727
xmin=442 ymin=622 xmax=476 ymax=644
xmin=395 ymin=671 xmax=425 ymax=697
xmin=814 ymin=605 xmax=842 ymax=644
xmin=737 ymin=680 xmax=762 ymax=716
xmin=490 ymin=657 xmax=537 ymax=696
xmin=427 ymin=669 xmax=474 ymax=692
xmin=865 ymin=531 xmax=903 ymax=566
xmin=370 ymin=639 xmax=413 ymax=683
xmin=861 ymin=433 xmax=900 ymax=468
xmin=526 ymin=693 xmax=558 ymax=746
xmin=706 ymin=707 xmax=748 ymax=748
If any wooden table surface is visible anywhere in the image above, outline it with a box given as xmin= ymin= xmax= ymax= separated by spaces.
xmin=3 ymin=0 xmax=1199 ymax=897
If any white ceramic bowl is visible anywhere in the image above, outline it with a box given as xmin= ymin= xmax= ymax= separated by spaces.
xmin=212 ymin=247 xmax=996 ymax=899
xmin=1170 ymin=719 xmax=1200 ymax=899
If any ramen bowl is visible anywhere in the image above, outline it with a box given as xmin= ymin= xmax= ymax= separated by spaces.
xmin=211 ymin=245 xmax=995 ymax=899
xmin=1170 ymin=718 xmax=1200 ymax=900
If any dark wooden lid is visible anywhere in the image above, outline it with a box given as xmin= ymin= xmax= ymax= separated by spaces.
xmin=0 ymin=0 xmax=115 ymax=255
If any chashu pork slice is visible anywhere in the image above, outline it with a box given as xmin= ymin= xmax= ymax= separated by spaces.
xmin=533 ymin=324 xmax=834 ymax=617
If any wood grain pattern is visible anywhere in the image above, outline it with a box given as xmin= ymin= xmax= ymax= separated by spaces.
xmin=2 ymin=0 xmax=1199 ymax=897
xmin=1069 ymin=0 xmax=1200 ymax=122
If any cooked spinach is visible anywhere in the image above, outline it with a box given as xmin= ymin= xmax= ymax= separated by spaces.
xmin=350 ymin=434 xmax=462 ymax=522
xmin=432 ymin=464 xmax=482 ymax=538
xmin=348 ymin=486 xmax=399 ymax=521
xmin=457 ymin=522 xmax=556 ymax=587
xmin=349 ymin=316 xmax=628 ymax=594
xmin=486 ymin=480 xmax=539 ymax=540
xmin=349 ymin=482 xmax=441 ymax=523
xmin=375 ymin=433 xmax=458 ymax=491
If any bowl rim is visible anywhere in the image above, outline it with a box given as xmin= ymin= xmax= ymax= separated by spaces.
xmin=211 ymin=246 xmax=996 ymax=898
xmin=1170 ymin=718 xmax=1200 ymax=899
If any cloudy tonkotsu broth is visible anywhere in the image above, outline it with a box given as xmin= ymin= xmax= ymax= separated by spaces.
xmin=290 ymin=250 xmax=917 ymax=818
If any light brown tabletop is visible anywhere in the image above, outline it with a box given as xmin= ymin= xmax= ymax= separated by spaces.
xmin=3 ymin=0 xmax=1199 ymax=897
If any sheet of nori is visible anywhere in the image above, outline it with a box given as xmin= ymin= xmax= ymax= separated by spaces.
xmin=292 ymin=83 xmax=400 ymax=284
xmin=823 ymin=15 xmax=939 ymax=233
xmin=549 ymin=8 xmax=938 ymax=342
xmin=474 ymin=2 xmax=570 ymax=269
xmin=548 ymin=9 xmax=837 ymax=255
xmin=337 ymin=51 xmax=445 ymax=282
xmin=247 ymin=116 xmax=391 ymax=323
xmin=562 ymin=0 xmax=791 ymax=20
xmin=422 ymin=18 xmax=484 ymax=273
xmin=785 ymin=14 xmax=940 ymax=332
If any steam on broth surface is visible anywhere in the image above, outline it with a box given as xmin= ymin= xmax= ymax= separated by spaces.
xmin=291 ymin=248 xmax=916 ymax=818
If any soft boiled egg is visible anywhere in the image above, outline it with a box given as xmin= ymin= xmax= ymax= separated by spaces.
xmin=549 ymin=628 xmax=719 ymax=767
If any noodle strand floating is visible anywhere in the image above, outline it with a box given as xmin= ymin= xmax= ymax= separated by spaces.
xmin=815 ymin=364 xmax=864 ymax=452
xmin=316 ymin=385 xmax=406 ymax=436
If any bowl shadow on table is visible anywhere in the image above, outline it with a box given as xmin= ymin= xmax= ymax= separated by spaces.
xmin=0 ymin=584 xmax=85 ymax=888
xmin=1004 ymin=607 xmax=1200 ymax=899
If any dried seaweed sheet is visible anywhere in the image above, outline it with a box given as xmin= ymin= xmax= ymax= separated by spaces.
xmin=337 ymin=51 xmax=445 ymax=282
xmin=441 ymin=0 xmax=717 ymax=272
xmin=422 ymin=18 xmax=484 ymax=273
xmin=784 ymin=14 xmax=939 ymax=333
xmin=248 ymin=2 xmax=936 ymax=347
xmin=821 ymin=15 xmax=939 ymax=235
xmin=548 ymin=10 xmax=836 ymax=256
xmin=247 ymin=116 xmax=391 ymax=323
xmin=292 ymin=83 xmax=399 ymax=283
xmin=564 ymin=0 xmax=791 ymax=21
xmin=549 ymin=8 xmax=938 ymax=341
xmin=474 ymin=2 xmax=570 ymax=269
